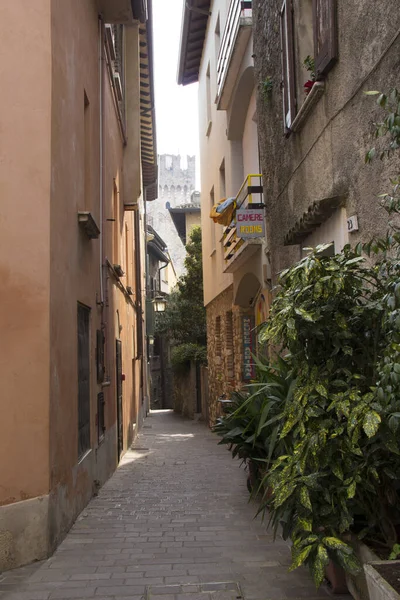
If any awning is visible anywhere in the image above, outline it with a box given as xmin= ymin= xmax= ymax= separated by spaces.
xmin=284 ymin=195 xmax=345 ymax=245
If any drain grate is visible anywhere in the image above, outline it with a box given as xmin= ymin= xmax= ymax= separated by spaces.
xmin=146 ymin=581 xmax=243 ymax=600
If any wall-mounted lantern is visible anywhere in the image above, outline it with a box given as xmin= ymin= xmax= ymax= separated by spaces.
xmin=153 ymin=295 xmax=167 ymax=313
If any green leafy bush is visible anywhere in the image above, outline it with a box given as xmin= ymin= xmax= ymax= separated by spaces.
xmin=214 ymin=89 xmax=400 ymax=587
xmin=214 ymin=357 xmax=296 ymax=491
xmin=170 ymin=343 xmax=207 ymax=373
xmin=255 ymin=89 xmax=400 ymax=586
xmin=156 ymin=227 xmax=206 ymax=346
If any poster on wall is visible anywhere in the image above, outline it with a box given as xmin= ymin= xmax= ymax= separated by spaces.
xmin=236 ymin=208 xmax=265 ymax=239
xmin=255 ymin=289 xmax=271 ymax=327
xmin=242 ymin=315 xmax=256 ymax=381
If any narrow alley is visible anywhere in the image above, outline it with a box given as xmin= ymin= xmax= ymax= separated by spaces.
xmin=0 ymin=412 xmax=342 ymax=600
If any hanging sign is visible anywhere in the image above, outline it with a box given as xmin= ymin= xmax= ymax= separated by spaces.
xmin=242 ymin=315 xmax=256 ymax=381
xmin=236 ymin=208 xmax=265 ymax=239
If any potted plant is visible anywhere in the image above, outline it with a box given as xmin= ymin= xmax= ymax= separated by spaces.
xmin=303 ymin=55 xmax=316 ymax=95
xmin=364 ymin=549 xmax=400 ymax=600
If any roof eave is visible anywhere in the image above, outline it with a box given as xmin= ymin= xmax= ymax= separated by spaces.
xmin=140 ymin=0 xmax=158 ymax=200
xmin=177 ymin=1 xmax=191 ymax=85
xmin=177 ymin=0 xmax=211 ymax=86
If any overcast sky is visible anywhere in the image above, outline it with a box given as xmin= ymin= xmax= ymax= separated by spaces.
xmin=152 ymin=0 xmax=200 ymax=179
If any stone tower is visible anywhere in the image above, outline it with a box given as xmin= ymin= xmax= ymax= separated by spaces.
xmin=147 ymin=154 xmax=197 ymax=277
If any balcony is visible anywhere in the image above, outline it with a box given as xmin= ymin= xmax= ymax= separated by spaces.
xmin=216 ymin=0 xmax=252 ymax=110
xmin=222 ymin=174 xmax=264 ymax=273
xmin=96 ymin=0 xmax=146 ymax=24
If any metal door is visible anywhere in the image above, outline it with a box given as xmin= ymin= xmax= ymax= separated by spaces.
xmin=116 ymin=340 xmax=123 ymax=460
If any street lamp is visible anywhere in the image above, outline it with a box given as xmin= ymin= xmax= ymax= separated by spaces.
xmin=153 ymin=295 xmax=167 ymax=313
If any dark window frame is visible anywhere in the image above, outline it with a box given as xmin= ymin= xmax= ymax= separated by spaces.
xmin=280 ymin=0 xmax=338 ymax=132
xmin=77 ymin=303 xmax=91 ymax=459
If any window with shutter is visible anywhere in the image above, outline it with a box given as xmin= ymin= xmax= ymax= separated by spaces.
xmin=313 ymin=0 xmax=338 ymax=78
xmin=280 ymin=0 xmax=296 ymax=132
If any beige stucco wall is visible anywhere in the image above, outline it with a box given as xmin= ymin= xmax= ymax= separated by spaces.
xmin=195 ymin=1 xmax=270 ymax=422
xmin=0 ymin=0 xmax=52 ymax=570
xmin=242 ymin=91 xmax=259 ymax=177
xmin=198 ymin=1 xmax=267 ymax=308
xmin=0 ymin=0 xmax=147 ymax=570
xmin=302 ymin=208 xmax=349 ymax=257
xmin=198 ymin=0 xmax=232 ymax=307
xmin=0 ymin=0 xmax=51 ymax=506
xmin=48 ymin=0 xmax=145 ymax=551
xmin=185 ymin=211 xmax=201 ymax=236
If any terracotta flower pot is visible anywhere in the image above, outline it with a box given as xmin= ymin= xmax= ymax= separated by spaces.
xmin=325 ymin=559 xmax=349 ymax=594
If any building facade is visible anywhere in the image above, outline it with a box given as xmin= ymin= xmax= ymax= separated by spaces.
xmin=0 ymin=0 xmax=157 ymax=570
xmin=178 ymin=0 xmax=271 ymax=424
xmin=252 ymin=0 xmax=400 ymax=282
xmin=146 ymin=227 xmax=175 ymax=410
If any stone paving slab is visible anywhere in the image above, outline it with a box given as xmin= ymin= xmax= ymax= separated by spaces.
xmin=0 ymin=410 xmax=349 ymax=600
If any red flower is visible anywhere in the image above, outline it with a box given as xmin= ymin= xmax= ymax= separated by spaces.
xmin=304 ymin=79 xmax=315 ymax=95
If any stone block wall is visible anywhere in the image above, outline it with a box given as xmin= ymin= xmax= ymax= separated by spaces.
xmin=206 ymin=286 xmax=252 ymax=426
xmin=173 ymin=362 xmax=197 ymax=418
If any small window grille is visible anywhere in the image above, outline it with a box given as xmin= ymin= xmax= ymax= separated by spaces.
xmin=97 ymin=392 xmax=105 ymax=442
xmin=78 ymin=303 xmax=91 ymax=458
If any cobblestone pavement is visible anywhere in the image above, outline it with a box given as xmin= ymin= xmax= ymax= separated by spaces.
xmin=0 ymin=410 xmax=346 ymax=600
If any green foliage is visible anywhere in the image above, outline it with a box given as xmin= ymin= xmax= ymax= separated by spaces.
xmin=256 ymin=89 xmax=400 ymax=586
xmin=156 ymin=227 xmax=206 ymax=346
xmin=213 ymin=86 xmax=400 ymax=589
xmin=303 ymin=55 xmax=316 ymax=81
xmin=213 ymin=357 xmax=296 ymax=489
xmin=389 ymin=544 xmax=400 ymax=560
xmin=261 ymin=76 xmax=273 ymax=103
xmin=170 ymin=343 xmax=207 ymax=373
xmin=364 ymin=88 xmax=400 ymax=162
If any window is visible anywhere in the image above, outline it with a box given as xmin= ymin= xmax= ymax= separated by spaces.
xmin=77 ymin=303 xmax=91 ymax=459
xmin=313 ymin=0 xmax=338 ymax=77
xmin=210 ymin=186 xmax=216 ymax=252
xmin=96 ymin=329 xmax=105 ymax=384
xmin=105 ymin=24 xmax=125 ymax=120
xmin=97 ymin=392 xmax=105 ymax=443
xmin=125 ymin=223 xmax=130 ymax=286
xmin=206 ymin=62 xmax=212 ymax=135
xmin=294 ymin=0 xmax=314 ymax=103
xmin=280 ymin=0 xmax=338 ymax=132
xmin=280 ymin=0 xmax=296 ymax=132
xmin=225 ymin=311 xmax=234 ymax=380
xmin=113 ymin=180 xmax=119 ymax=263
xmin=113 ymin=25 xmax=125 ymax=115
xmin=215 ymin=14 xmax=221 ymax=64
xmin=219 ymin=159 xmax=226 ymax=199
xmin=84 ymin=91 xmax=91 ymax=209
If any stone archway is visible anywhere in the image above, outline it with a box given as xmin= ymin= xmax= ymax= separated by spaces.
xmin=234 ymin=272 xmax=261 ymax=308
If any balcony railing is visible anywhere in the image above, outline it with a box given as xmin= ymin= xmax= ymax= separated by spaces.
xmin=222 ymin=174 xmax=264 ymax=273
xmin=216 ymin=0 xmax=252 ymax=110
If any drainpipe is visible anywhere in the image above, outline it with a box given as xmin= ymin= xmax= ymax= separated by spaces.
xmin=158 ymin=261 xmax=168 ymax=292
xmin=99 ymin=16 xmax=105 ymax=305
